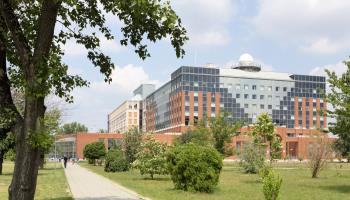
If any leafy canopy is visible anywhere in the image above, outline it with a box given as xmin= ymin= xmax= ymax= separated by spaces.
xmin=59 ymin=122 xmax=88 ymax=134
xmin=326 ymin=59 xmax=350 ymax=159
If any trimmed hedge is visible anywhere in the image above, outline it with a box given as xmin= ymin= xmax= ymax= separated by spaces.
xmin=166 ymin=143 xmax=223 ymax=193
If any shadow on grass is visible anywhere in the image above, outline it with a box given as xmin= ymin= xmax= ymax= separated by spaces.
xmin=319 ymin=185 xmax=350 ymax=194
xmin=140 ymin=177 xmax=170 ymax=181
xmin=0 ymin=172 xmax=13 ymax=176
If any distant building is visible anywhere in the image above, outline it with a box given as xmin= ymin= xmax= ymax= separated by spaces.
xmin=108 ymin=84 xmax=155 ymax=133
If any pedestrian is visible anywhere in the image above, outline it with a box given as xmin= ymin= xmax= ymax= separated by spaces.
xmin=63 ymin=155 xmax=68 ymax=168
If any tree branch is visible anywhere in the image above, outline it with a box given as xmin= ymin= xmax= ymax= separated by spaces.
xmin=32 ymin=0 xmax=61 ymax=66
xmin=0 ymin=0 xmax=31 ymax=67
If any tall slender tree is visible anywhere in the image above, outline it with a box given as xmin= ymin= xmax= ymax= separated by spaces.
xmin=0 ymin=1 xmax=187 ymax=199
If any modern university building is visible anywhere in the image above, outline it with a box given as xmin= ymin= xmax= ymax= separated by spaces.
xmin=142 ymin=54 xmax=331 ymax=159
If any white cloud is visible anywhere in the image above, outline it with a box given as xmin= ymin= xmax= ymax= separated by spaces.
xmin=172 ymin=0 xmax=236 ymax=47
xmin=309 ymin=62 xmax=347 ymax=76
xmin=252 ymin=0 xmax=350 ymax=54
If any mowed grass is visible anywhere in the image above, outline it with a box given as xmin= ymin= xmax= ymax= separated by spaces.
xmin=81 ymin=162 xmax=350 ymax=200
xmin=0 ymin=161 xmax=73 ymax=200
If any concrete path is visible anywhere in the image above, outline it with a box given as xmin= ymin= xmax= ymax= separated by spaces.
xmin=64 ymin=163 xmax=145 ymax=200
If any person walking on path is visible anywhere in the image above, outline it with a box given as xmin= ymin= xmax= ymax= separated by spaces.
xmin=63 ymin=156 xmax=68 ymax=168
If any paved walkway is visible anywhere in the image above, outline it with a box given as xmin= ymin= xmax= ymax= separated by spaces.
xmin=64 ymin=163 xmax=145 ymax=200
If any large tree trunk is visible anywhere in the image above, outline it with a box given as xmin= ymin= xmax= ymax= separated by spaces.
xmin=8 ymin=96 xmax=46 ymax=200
xmin=0 ymin=151 xmax=4 ymax=175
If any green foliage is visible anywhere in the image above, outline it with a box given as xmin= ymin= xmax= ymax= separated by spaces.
xmin=270 ymin=137 xmax=282 ymax=160
xmin=262 ymin=169 xmax=282 ymax=200
xmin=83 ymin=142 xmax=106 ymax=164
xmin=123 ymin=128 xmax=143 ymax=164
xmin=252 ymin=113 xmax=275 ymax=144
xmin=239 ymin=142 xmax=265 ymax=174
xmin=104 ymin=148 xmax=129 ymax=172
xmin=133 ymin=135 xmax=168 ymax=179
xmin=166 ymin=143 xmax=223 ymax=193
xmin=27 ymin=119 xmax=54 ymax=152
xmin=175 ymin=120 xmax=213 ymax=146
xmin=4 ymin=149 xmax=16 ymax=161
xmin=210 ymin=112 xmax=241 ymax=155
xmin=325 ymin=60 xmax=350 ymax=159
xmin=59 ymin=122 xmax=88 ymax=134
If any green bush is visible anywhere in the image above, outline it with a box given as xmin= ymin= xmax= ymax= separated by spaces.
xmin=83 ymin=141 xmax=106 ymax=165
xmin=123 ymin=128 xmax=143 ymax=164
xmin=133 ymin=135 xmax=168 ymax=179
xmin=262 ymin=170 xmax=282 ymax=200
xmin=104 ymin=148 xmax=129 ymax=172
xmin=4 ymin=149 xmax=16 ymax=161
xmin=239 ymin=142 xmax=265 ymax=174
xmin=166 ymin=143 xmax=223 ymax=193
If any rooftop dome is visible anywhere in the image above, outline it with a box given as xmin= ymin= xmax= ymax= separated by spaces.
xmin=239 ymin=53 xmax=254 ymax=64
xmin=233 ymin=53 xmax=261 ymax=72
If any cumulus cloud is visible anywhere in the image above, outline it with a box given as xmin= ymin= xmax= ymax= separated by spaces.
xmin=309 ymin=62 xmax=347 ymax=76
xmin=171 ymin=0 xmax=236 ymax=47
xmin=252 ymin=0 xmax=350 ymax=54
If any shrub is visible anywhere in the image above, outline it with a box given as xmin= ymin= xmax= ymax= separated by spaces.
xmin=259 ymin=165 xmax=272 ymax=180
xmin=175 ymin=121 xmax=213 ymax=147
xmin=133 ymin=135 xmax=168 ymax=179
xmin=123 ymin=128 xmax=143 ymax=164
xmin=4 ymin=149 xmax=16 ymax=161
xmin=83 ymin=141 xmax=106 ymax=165
xmin=104 ymin=148 xmax=129 ymax=172
xmin=239 ymin=142 xmax=265 ymax=174
xmin=166 ymin=143 xmax=223 ymax=193
xmin=308 ymin=135 xmax=332 ymax=178
xmin=262 ymin=170 xmax=282 ymax=200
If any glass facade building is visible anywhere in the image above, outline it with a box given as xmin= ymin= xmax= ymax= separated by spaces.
xmin=144 ymin=56 xmax=326 ymax=134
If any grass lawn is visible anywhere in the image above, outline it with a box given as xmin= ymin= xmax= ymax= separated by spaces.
xmin=0 ymin=161 xmax=73 ymax=200
xmin=81 ymin=162 xmax=350 ymax=200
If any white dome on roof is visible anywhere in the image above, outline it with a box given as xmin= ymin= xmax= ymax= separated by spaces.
xmin=239 ymin=53 xmax=254 ymax=64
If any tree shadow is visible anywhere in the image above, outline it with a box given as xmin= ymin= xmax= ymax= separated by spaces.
xmin=43 ymin=197 xmax=73 ymax=200
xmin=0 ymin=172 xmax=13 ymax=176
xmin=319 ymin=185 xmax=350 ymax=194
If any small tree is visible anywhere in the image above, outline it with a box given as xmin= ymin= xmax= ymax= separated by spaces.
xmin=210 ymin=112 xmax=241 ymax=155
xmin=133 ymin=135 xmax=168 ymax=179
xmin=262 ymin=169 xmax=282 ymax=200
xmin=239 ymin=142 xmax=265 ymax=174
xmin=123 ymin=128 xmax=143 ymax=164
xmin=175 ymin=120 xmax=213 ymax=146
xmin=83 ymin=141 xmax=106 ymax=165
xmin=104 ymin=148 xmax=129 ymax=172
xmin=308 ymin=134 xmax=332 ymax=178
xmin=252 ymin=113 xmax=281 ymax=162
xmin=59 ymin=122 xmax=88 ymax=134
xmin=166 ymin=143 xmax=223 ymax=193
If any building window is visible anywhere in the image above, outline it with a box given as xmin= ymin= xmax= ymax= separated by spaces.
xmin=276 ymin=87 xmax=279 ymax=91
xmin=194 ymin=92 xmax=198 ymax=97
xmin=268 ymin=86 xmax=272 ymax=91
xmin=252 ymin=94 xmax=257 ymax=99
xmin=283 ymin=87 xmax=287 ymax=92
xmin=236 ymin=84 xmax=241 ymax=90
xmin=244 ymin=104 xmax=249 ymax=108
xmin=244 ymin=84 xmax=249 ymax=90
xmin=252 ymin=104 xmax=257 ymax=109
xmin=236 ymin=93 xmax=240 ymax=98
xmin=260 ymin=95 xmax=264 ymax=100
xmin=260 ymin=85 xmax=265 ymax=91
xmin=252 ymin=85 xmax=257 ymax=90
xmin=194 ymin=82 xmax=199 ymax=87
xmin=268 ymin=95 xmax=272 ymax=101
xmin=244 ymin=94 xmax=249 ymax=99
xmin=260 ymin=104 xmax=265 ymax=109
xmin=268 ymin=105 xmax=272 ymax=109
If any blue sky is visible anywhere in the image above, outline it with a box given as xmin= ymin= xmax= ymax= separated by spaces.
xmin=59 ymin=0 xmax=350 ymax=131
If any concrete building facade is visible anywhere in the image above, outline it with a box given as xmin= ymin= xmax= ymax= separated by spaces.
xmin=107 ymin=100 xmax=141 ymax=133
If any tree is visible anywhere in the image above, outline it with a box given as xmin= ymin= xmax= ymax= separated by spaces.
xmin=262 ymin=169 xmax=282 ymax=200
xmin=175 ymin=119 xmax=213 ymax=146
xmin=210 ymin=112 xmax=241 ymax=155
xmin=166 ymin=143 xmax=223 ymax=193
xmin=104 ymin=148 xmax=129 ymax=172
xmin=0 ymin=0 xmax=187 ymax=199
xmin=59 ymin=122 xmax=88 ymax=134
xmin=83 ymin=141 xmax=106 ymax=165
xmin=308 ymin=134 xmax=332 ymax=178
xmin=239 ymin=142 xmax=266 ymax=174
xmin=133 ymin=135 xmax=168 ymax=179
xmin=252 ymin=113 xmax=281 ymax=162
xmin=326 ymin=60 xmax=350 ymax=162
xmin=123 ymin=128 xmax=143 ymax=164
